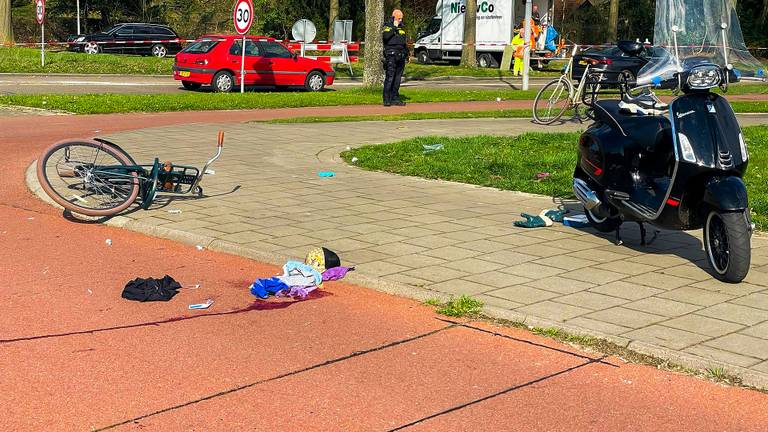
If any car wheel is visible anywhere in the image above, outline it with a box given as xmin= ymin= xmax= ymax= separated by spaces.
xmin=618 ymin=70 xmax=635 ymax=88
xmin=417 ymin=50 xmax=430 ymax=64
xmin=181 ymin=81 xmax=202 ymax=91
xmin=304 ymin=71 xmax=325 ymax=92
xmin=83 ymin=42 xmax=101 ymax=55
xmin=212 ymin=71 xmax=235 ymax=93
xmin=151 ymin=44 xmax=168 ymax=58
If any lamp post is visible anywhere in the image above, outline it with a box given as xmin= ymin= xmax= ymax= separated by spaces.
xmin=522 ymin=0 xmax=532 ymax=90
xmin=76 ymin=0 xmax=80 ymax=35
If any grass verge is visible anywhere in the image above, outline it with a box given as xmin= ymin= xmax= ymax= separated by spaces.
xmin=0 ymin=46 xmax=174 ymax=75
xmin=343 ymin=127 xmax=768 ymax=230
xmin=0 ymin=88 xmax=536 ymax=115
xmin=427 ymin=295 xmax=484 ymax=318
xmin=265 ymin=109 xmax=532 ymax=124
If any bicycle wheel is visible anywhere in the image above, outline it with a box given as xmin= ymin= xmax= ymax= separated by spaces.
xmin=37 ymin=139 xmax=140 ymax=217
xmin=533 ymin=78 xmax=573 ymax=125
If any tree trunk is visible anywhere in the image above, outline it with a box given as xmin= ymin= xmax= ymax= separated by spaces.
xmin=461 ymin=0 xmax=478 ymax=67
xmin=363 ymin=0 xmax=385 ymax=87
xmin=328 ymin=0 xmax=339 ymax=40
xmin=760 ymin=0 xmax=768 ymax=26
xmin=0 ymin=0 xmax=13 ymax=45
xmin=608 ymin=0 xmax=619 ymax=42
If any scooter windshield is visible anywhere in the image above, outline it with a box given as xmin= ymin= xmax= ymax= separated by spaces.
xmin=637 ymin=0 xmax=765 ymax=85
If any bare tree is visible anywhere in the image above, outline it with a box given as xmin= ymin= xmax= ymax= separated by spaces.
xmin=0 ymin=0 xmax=12 ymax=45
xmin=608 ymin=0 xmax=619 ymax=42
xmin=461 ymin=0 xmax=477 ymax=67
xmin=328 ymin=0 xmax=339 ymax=40
xmin=364 ymin=0 xmax=385 ymax=87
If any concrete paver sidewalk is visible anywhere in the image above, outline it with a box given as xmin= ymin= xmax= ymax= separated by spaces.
xmin=34 ymin=116 xmax=768 ymax=386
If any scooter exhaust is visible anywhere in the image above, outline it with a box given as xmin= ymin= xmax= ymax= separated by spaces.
xmin=573 ymin=178 xmax=602 ymax=210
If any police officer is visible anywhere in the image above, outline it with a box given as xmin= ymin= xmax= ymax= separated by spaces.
xmin=382 ymin=9 xmax=408 ymax=107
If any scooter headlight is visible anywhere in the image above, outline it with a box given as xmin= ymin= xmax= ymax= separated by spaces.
xmin=687 ymin=65 xmax=721 ymax=89
xmin=678 ymin=133 xmax=697 ymax=163
xmin=75 ymin=36 xmax=85 ymax=43
xmin=739 ymin=133 xmax=749 ymax=162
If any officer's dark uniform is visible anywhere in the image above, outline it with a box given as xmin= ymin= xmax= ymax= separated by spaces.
xmin=382 ymin=19 xmax=407 ymax=106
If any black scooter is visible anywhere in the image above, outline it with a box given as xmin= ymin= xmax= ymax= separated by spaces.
xmin=574 ymin=41 xmax=754 ymax=283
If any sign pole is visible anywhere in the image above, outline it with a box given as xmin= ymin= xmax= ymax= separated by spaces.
xmin=241 ymin=36 xmax=246 ymax=93
xmin=76 ymin=0 xmax=81 ymax=35
xmin=233 ymin=0 xmax=254 ymax=94
xmin=41 ymin=22 xmax=45 ymax=67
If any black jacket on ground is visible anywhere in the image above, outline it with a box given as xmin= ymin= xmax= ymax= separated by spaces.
xmin=382 ymin=19 xmax=407 ymax=53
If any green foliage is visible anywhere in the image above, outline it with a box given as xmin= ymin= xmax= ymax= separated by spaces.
xmin=8 ymin=0 xmax=768 ymax=49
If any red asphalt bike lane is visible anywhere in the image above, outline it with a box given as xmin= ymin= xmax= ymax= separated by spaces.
xmin=1 ymin=104 xmax=768 ymax=431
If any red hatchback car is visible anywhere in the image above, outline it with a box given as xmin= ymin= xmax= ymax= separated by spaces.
xmin=173 ymin=35 xmax=335 ymax=92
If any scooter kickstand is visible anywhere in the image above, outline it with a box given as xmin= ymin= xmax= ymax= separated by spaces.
xmin=638 ymin=222 xmax=647 ymax=246
xmin=615 ymin=226 xmax=624 ymax=246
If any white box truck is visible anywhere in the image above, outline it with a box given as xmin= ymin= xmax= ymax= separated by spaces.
xmin=414 ymin=0 xmax=554 ymax=68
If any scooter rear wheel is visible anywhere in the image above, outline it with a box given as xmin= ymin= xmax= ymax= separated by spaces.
xmin=704 ymin=210 xmax=751 ymax=283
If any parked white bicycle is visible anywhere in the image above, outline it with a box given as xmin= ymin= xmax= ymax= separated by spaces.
xmin=533 ymin=45 xmax=605 ymax=125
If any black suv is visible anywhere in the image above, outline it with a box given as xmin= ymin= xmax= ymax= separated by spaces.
xmin=68 ymin=23 xmax=182 ymax=58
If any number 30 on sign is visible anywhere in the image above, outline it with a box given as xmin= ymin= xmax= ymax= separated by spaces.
xmin=233 ymin=0 xmax=254 ymax=35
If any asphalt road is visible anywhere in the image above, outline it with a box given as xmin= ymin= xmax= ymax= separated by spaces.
xmin=3 ymin=107 xmax=768 ymax=430
xmin=0 ymin=73 xmax=554 ymax=95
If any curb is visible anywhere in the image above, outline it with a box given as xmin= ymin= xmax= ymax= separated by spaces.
xmin=25 ymin=159 xmax=768 ymax=390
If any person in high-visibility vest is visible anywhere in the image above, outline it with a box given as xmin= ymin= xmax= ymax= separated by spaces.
xmin=511 ymin=28 xmax=525 ymax=77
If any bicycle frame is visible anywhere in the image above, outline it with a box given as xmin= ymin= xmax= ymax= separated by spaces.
xmin=65 ymin=131 xmax=225 ymax=210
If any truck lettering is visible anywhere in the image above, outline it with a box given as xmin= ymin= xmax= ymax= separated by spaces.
xmin=450 ymin=1 xmax=495 ymax=14
xmin=450 ymin=2 xmax=466 ymax=14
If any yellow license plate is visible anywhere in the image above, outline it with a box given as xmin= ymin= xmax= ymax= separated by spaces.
xmin=179 ymin=71 xmax=191 ymax=77
xmin=578 ymin=61 xmax=588 ymax=65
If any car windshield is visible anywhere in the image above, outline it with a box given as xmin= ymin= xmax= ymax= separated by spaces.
xmin=425 ymin=18 xmax=441 ymax=35
xmin=183 ymin=40 xmax=219 ymax=54
xmin=637 ymin=0 xmax=764 ymax=84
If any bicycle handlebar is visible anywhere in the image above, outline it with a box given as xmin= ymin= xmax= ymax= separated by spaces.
xmin=217 ymin=130 xmax=225 ymax=148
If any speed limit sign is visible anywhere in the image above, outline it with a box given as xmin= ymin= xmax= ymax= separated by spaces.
xmin=35 ymin=0 xmax=45 ymax=25
xmin=233 ymin=0 xmax=254 ymax=35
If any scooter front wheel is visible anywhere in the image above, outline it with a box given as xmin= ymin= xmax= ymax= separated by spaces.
xmin=704 ymin=210 xmax=751 ymax=283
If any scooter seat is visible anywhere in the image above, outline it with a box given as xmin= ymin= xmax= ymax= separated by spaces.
xmin=593 ymin=100 xmax=671 ymax=153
